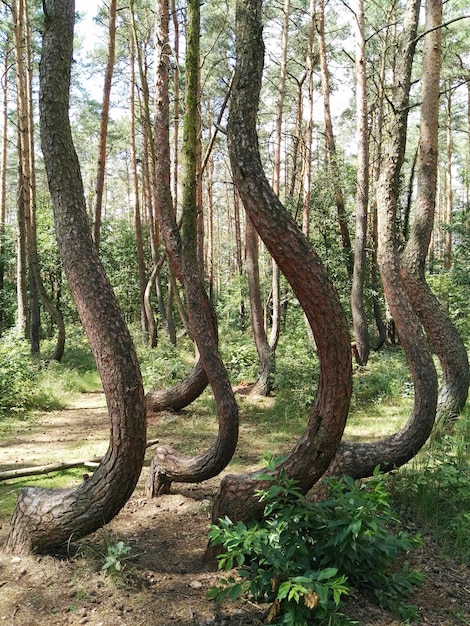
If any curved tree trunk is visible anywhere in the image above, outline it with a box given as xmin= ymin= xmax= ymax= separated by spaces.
xmin=400 ymin=0 xmax=469 ymax=424
xmin=145 ymin=0 xmax=238 ymax=496
xmin=5 ymin=0 xmax=147 ymax=555
xmin=146 ymin=357 xmax=208 ymax=413
xmin=328 ymin=0 xmax=438 ymax=479
xmin=211 ymin=0 xmax=352 ymax=525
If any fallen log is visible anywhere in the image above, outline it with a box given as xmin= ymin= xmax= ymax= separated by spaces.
xmin=0 ymin=438 xmax=159 ymax=481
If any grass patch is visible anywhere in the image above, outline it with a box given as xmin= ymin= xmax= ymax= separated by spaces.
xmin=388 ymin=406 xmax=470 ymax=561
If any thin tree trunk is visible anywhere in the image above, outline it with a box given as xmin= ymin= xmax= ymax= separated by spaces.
xmin=400 ymin=0 xmax=469 ymax=424
xmin=12 ymin=0 xmax=28 ymax=339
xmin=92 ymin=0 xmax=117 ymax=250
xmin=350 ymin=0 xmax=370 ymax=366
xmin=130 ymin=2 xmax=162 ymax=346
xmin=301 ymin=0 xmax=315 ymax=237
xmin=6 ymin=0 xmax=146 ymax=555
xmin=0 ymin=37 xmax=7 ymax=333
xmin=369 ymin=15 xmax=390 ymax=350
xmin=23 ymin=0 xmax=65 ymax=361
xmin=171 ymin=0 xmax=180 ymax=215
xmin=246 ymin=217 xmax=274 ymax=395
xmin=316 ymin=0 xmax=353 ymax=278
xmin=444 ymin=89 xmax=453 ymax=270
xmin=129 ymin=35 xmax=148 ymax=336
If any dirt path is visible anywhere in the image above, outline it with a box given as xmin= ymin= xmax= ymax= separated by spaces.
xmin=0 ymin=392 xmax=109 ymax=472
xmin=0 ymin=394 xmax=469 ymax=625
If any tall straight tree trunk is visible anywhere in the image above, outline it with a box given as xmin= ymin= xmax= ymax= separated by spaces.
xmin=92 ymin=0 xmax=117 ymax=250
xmin=0 ymin=37 xmax=9 ymax=333
xmin=171 ymin=0 xmax=180 ymax=215
xmin=12 ymin=0 xmax=29 ymax=340
xmin=129 ymin=34 xmax=148 ymax=336
xmin=316 ymin=0 xmax=353 ymax=278
xmin=444 ymin=88 xmax=453 ymax=270
xmin=146 ymin=0 xmax=238 ymax=496
xmin=6 ymin=0 xmax=147 ymax=555
xmin=246 ymin=217 xmax=274 ymax=395
xmin=130 ymin=1 xmax=162 ymax=347
xmin=301 ymin=0 xmax=315 ymax=237
xmin=400 ymin=0 xmax=469 ymax=424
xmin=268 ymin=0 xmax=290 ymax=354
xmin=350 ymin=0 xmax=370 ymax=366
xmin=23 ymin=0 xmax=65 ymax=361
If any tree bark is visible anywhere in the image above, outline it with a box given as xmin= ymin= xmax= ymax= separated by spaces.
xmin=316 ymin=0 xmax=353 ymax=278
xmin=5 ymin=0 xmax=147 ymax=555
xmin=212 ymin=0 xmax=352 ymax=524
xmin=145 ymin=0 xmax=238 ymax=496
xmin=329 ymin=0 xmax=439 ymax=478
xmin=246 ymin=217 xmax=274 ymax=396
xmin=144 ymin=0 xmax=209 ymax=410
xmin=350 ymin=0 xmax=370 ymax=366
xmin=444 ymin=89 xmax=453 ymax=270
xmin=92 ymin=0 xmax=117 ymax=250
xmin=400 ymin=0 xmax=469 ymax=423
xmin=129 ymin=32 xmax=149 ymax=336
xmin=0 ymin=39 xmax=6 ymax=334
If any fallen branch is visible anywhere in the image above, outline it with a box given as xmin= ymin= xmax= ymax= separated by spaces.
xmin=0 ymin=438 xmax=160 ymax=481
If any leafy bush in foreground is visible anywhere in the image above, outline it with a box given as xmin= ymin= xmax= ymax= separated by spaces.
xmin=208 ymin=469 xmax=423 ymax=625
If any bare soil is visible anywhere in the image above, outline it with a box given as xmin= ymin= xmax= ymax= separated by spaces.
xmin=0 ymin=392 xmax=469 ymax=626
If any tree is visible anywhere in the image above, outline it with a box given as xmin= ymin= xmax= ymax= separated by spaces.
xmin=144 ymin=0 xmax=209 ymax=414
xmin=92 ymin=0 xmax=117 ymax=250
xmin=316 ymin=0 xmax=353 ymax=278
xmin=350 ymin=0 xmax=370 ymax=366
xmin=400 ymin=0 xmax=469 ymax=424
xmin=146 ymin=0 xmax=239 ymax=496
xmin=329 ymin=0 xmax=438 ymax=478
xmin=211 ymin=0 xmax=352 ymax=524
xmin=5 ymin=0 xmax=147 ymax=555
xmin=0 ymin=23 xmax=10 ymax=335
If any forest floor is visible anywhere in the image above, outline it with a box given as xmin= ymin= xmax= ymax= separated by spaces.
xmin=0 ymin=391 xmax=469 ymax=626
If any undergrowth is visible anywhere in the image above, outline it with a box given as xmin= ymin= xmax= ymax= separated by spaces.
xmin=388 ymin=406 xmax=470 ymax=561
xmin=208 ymin=468 xmax=423 ymax=625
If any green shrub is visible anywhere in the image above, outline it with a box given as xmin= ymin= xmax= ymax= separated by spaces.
xmin=137 ymin=334 xmax=194 ymax=390
xmin=0 ymin=331 xmax=41 ymax=418
xmin=389 ymin=408 xmax=470 ymax=560
xmin=102 ymin=540 xmax=133 ymax=576
xmin=208 ymin=469 xmax=423 ymax=624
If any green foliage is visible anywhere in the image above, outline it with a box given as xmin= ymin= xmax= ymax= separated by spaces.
xmin=208 ymin=470 xmax=423 ymax=624
xmin=220 ymin=331 xmax=259 ymax=383
xmin=137 ymin=333 xmax=195 ymax=390
xmin=389 ymin=407 xmax=470 ymax=561
xmin=102 ymin=540 xmax=133 ymax=576
xmin=99 ymin=218 xmax=151 ymax=324
xmin=350 ymin=349 xmax=412 ymax=411
xmin=0 ymin=325 xmax=102 ymax=425
xmin=0 ymin=331 xmax=42 ymax=419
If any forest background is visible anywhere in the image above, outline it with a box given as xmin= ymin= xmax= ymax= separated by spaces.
xmin=1 ymin=0 xmax=470 ymax=623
